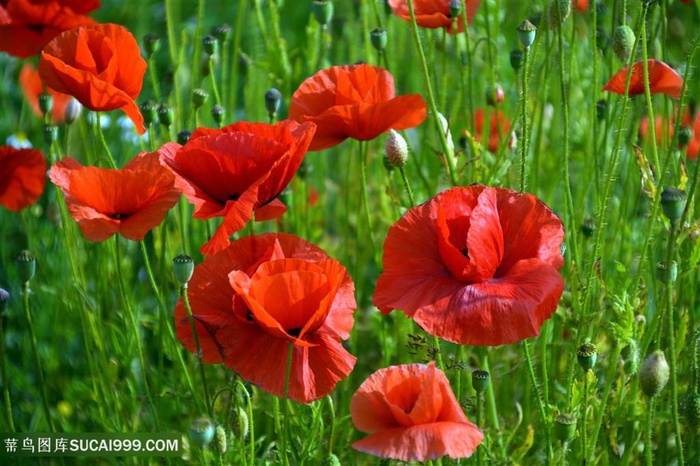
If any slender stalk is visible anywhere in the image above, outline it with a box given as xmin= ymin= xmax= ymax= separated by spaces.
xmin=181 ymin=284 xmax=212 ymax=416
xmin=22 ymin=281 xmax=55 ymax=432
xmin=582 ymin=371 xmax=590 ymax=464
xmin=113 ymin=237 xmax=160 ymax=430
xmin=476 ymin=388 xmax=483 ymax=466
xmin=644 ymin=397 xmax=656 ymax=466
xmin=0 ymin=304 xmax=15 ymax=432
xmin=398 ymin=165 xmax=416 ymax=207
xmin=481 ymin=352 xmax=506 ymax=460
xmin=359 ymin=142 xmax=379 ymax=264
xmin=522 ymin=339 xmax=553 ymax=463
xmin=519 ymin=46 xmax=530 ymax=193
xmin=94 ymin=113 xmax=118 ymax=169
xmin=208 ymin=58 xmax=221 ymax=106
xmin=405 ymin=0 xmax=458 ymax=186
xmin=148 ymin=56 xmax=162 ymax=104
xmin=280 ymin=342 xmax=294 ymax=466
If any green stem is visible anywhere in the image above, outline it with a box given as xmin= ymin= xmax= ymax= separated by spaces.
xmin=582 ymin=371 xmax=589 ymax=464
xmin=113 ymin=237 xmax=160 ymax=430
xmin=208 ymin=58 xmax=221 ymax=106
xmin=519 ymin=46 xmax=530 ymax=193
xmin=280 ymin=342 xmax=294 ymax=466
xmin=405 ymin=0 xmax=458 ymax=186
xmin=644 ymin=397 xmax=655 ymax=466
xmin=522 ymin=339 xmax=552 ymax=463
xmin=476 ymin=388 xmax=483 ymax=466
xmin=398 ymin=165 xmax=416 ymax=207
xmin=481 ymin=353 xmax=506 ymax=460
xmin=0 ymin=301 xmax=15 ymax=432
xmin=148 ymin=55 xmax=162 ymax=104
xmin=181 ymin=284 xmax=212 ymax=416
xmin=23 ymin=281 xmax=55 ymax=432
xmin=94 ymin=113 xmax=117 ymax=169
xmin=359 ymin=142 xmax=379 ymax=265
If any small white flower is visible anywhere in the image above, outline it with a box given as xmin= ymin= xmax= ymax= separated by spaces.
xmin=5 ymin=133 xmax=32 ymax=149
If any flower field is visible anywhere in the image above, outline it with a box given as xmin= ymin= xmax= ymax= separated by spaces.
xmin=1 ymin=0 xmax=700 ymax=464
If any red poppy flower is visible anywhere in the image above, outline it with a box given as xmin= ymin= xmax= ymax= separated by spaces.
xmin=0 ymin=146 xmax=47 ymax=212
xmin=572 ymin=0 xmax=589 ymax=11
xmin=638 ymin=111 xmax=700 ymax=160
xmin=174 ymin=233 xmax=356 ymax=404
xmin=0 ymin=0 xmax=99 ymax=58
xmin=373 ymin=186 xmax=565 ymax=346
xmin=473 ymin=108 xmax=513 ymax=153
xmin=288 ymin=64 xmax=426 ymax=151
xmin=387 ymin=0 xmax=481 ymax=34
xmin=19 ymin=64 xmax=72 ymax=125
xmin=160 ymin=120 xmax=316 ymax=255
xmin=602 ymin=59 xmax=684 ymax=99
xmin=351 ymin=361 xmax=483 ymax=462
xmin=48 ymin=144 xmax=181 ymax=242
xmin=38 ymin=23 xmax=147 ymax=134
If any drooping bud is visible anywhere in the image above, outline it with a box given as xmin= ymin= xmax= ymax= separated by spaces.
xmin=214 ymin=425 xmax=227 ymax=454
xmin=229 ymin=406 xmax=249 ymax=440
xmin=142 ymin=33 xmax=161 ymax=58
xmin=639 ymin=350 xmax=670 ymax=398
xmin=384 ymin=129 xmax=408 ymax=168
xmin=517 ymin=20 xmax=537 ymax=49
xmin=612 ymin=25 xmax=635 ymax=63
xmin=64 ymin=98 xmax=82 ymax=124
xmin=189 ymin=416 xmax=215 ymax=449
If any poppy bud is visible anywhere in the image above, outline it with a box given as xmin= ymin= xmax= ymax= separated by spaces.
xmin=448 ymin=0 xmax=461 ymax=18
xmin=370 ymin=27 xmax=387 ymax=52
xmin=517 ymin=20 xmax=537 ymax=49
xmin=202 ymin=35 xmax=219 ymax=57
xmin=485 ymin=84 xmax=504 ymax=106
xmin=158 ymin=104 xmax=174 ymax=127
xmin=0 ymin=288 xmax=9 ymax=314
xmin=264 ymin=88 xmax=282 ymax=117
xmin=546 ymin=0 xmax=570 ymax=28
xmin=678 ymin=126 xmax=693 ymax=147
xmin=214 ymin=425 xmax=227 ymax=453
xmin=192 ymin=89 xmax=209 ymax=109
xmin=683 ymin=393 xmax=700 ymax=428
xmin=595 ymin=100 xmax=607 ymax=121
xmin=229 ymin=406 xmax=249 ymax=440
xmin=472 ymin=369 xmax=490 ymax=394
xmin=312 ymin=0 xmax=334 ymax=26
xmin=15 ymin=250 xmax=36 ymax=284
xmin=173 ymin=254 xmax=194 ymax=287
xmin=211 ymin=104 xmax=226 ymax=126
xmin=581 ymin=217 xmax=596 ymax=238
xmin=639 ymin=350 xmax=670 ymax=398
xmin=554 ymin=413 xmax=577 ymax=443
xmin=39 ymin=93 xmax=53 ymax=117
xmin=384 ymin=129 xmax=408 ymax=168
xmin=656 ymin=260 xmax=678 ymax=284
xmin=577 ymin=343 xmax=597 ymax=372
xmin=64 ymin=98 xmax=82 ymax=124
xmin=189 ymin=416 xmax=215 ymax=449
xmin=177 ymin=130 xmax=192 ymax=145
xmin=612 ymin=25 xmax=635 ymax=63
xmin=139 ymin=100 xmax=159 ymax=126
xmin=660 ymin=187 xmax=686 ymax=224
xmin=322 ymin=453 xmax=341 ymax=466
xmin=211 ymin=24 xmax=232 ymax=44
xmin=142 ymin=33 xmax=160 ymax=58
xmin=42 ymin=124 xmax=58 ymax=145
xmin=510 ymin=49 xmax=525 ymax=71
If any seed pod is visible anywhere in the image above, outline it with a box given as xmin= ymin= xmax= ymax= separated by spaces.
xmin=639 ymin=350 xmax=670 ymax=398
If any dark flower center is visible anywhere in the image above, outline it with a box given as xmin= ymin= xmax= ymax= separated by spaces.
xmin=287 ymin=327 xmax=302 ymax=337
xmin=227 ymin=194 xmax=241 ymax=201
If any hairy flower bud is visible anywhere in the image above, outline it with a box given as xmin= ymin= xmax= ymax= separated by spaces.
xmin=639 ymin=350 xmax=670 ymax=398
xmin=384 ymin=129 xmax=408 ymax=168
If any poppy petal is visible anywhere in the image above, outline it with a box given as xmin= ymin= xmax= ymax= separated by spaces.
xmin=0 ymin=146 xmax=47 ymax=211
xmin=602 ymin=59 xmax=683 ymax=99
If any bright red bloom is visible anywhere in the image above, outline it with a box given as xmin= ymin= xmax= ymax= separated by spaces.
xmin=373 ymin=186 xmax=565 ymax=346
xmin=602 ymin=59 xmax=684 ymax=99
xmin=19 ymin=63 xmax=72 ymax=124
xmin=473 ymin=108 xmax=512 ymax=153
xmin=38 ymin=23 xmax=147 ymax=134
xmin=289 ymin=64 xmax=426 ymax=151
xmin=48 ymin=144 xmax=181 ymax=242
xmin=0 ymin=0 xmax=99 ymax=58
xmin=351 ymin=362 xmax=483 ymax=462
xmin=0 ymin=146 xmax=46 ymax=212
xmin=174 ymin=233 xmax=357 ymax=404
xmin=160 ymin=120 xmax=316 ymax=255
xmin=387 ymin=0 xmax=481 ymax=34
xmin=572 ymin=0 xmax=589 ymax=11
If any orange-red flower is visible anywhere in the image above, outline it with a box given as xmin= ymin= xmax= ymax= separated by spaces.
xmin=473 ymin=108 xmax=513 ymax=153
xmin=160 ymin=120 xmax=316 ymax=255
xmin=289 ymin=64 xmax=426 ymax=151
xmin=0 ymin=0 xmax=99 ymax=58
xmin=174 ymin=233 xmax=357 ymax=404
xmin=0 ymin=146 xmax=47 ymax=212
xmin=602 ymin=59 xmax=684 ymax=99
xmin=48 ymin=144 xmax=181 ymax=241
xmin=38 ymin=23 xmax=147 ymax=134
xmin=19 ymin=64 xmax=72 ymax=124
xmin=572 ymin=0 xmax=589 ymax=11
xmin=373 ymin=186 xmax=565 ymax=346
xmin=639 ymin=111 xmax=700 ymax=161
xmin=351 ymin=362 xmax=483 ymax=462
xmin=387 ymin=0 xmax=481 ymax=34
